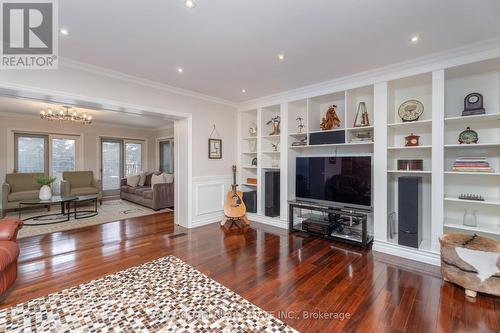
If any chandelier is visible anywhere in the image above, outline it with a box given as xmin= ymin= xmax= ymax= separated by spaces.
xmin=40 ymin=106 xmax=93 ymax=125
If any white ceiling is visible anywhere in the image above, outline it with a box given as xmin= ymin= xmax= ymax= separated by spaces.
xmin=0 ymin=97 xmax=174 ymax=129
xmin=59 ymin=0 xmax=500 ymax=102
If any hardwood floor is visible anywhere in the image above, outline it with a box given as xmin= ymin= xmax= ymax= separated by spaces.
xmin=2 ymin=212 xmax=499 ymax=332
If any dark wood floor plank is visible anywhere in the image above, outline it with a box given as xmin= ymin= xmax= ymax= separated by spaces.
xmin=1 ymin=212 xmax=499 ymax=333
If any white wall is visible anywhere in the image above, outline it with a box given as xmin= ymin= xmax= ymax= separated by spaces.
xmin=0 ymin=62 xmax=237 ymax=227
xmin=0 ymin=62 xmax=237 ymax=178
xmin=0 ymin=112 xmax=161 ymax=181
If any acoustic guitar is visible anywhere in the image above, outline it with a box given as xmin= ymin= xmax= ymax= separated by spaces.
xmin=222 ymin=165 xmax=249 ymax=226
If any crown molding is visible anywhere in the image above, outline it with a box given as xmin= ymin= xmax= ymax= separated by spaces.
xmin=237 ymin=37 xmax=500 ymax=110
xmin=59 ymin=57 xmax=239 ymax=108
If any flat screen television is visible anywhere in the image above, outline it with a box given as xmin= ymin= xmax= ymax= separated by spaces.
xmin=296 ymin=156 xmax=372 ymax=208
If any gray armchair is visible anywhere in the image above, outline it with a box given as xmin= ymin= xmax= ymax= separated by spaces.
xmin=2 ymin=173 xmax=44 ymax=217
xmin=60 ymin=171 xmax=102 ymax=204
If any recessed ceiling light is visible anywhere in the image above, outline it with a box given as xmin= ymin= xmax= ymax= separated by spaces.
xmin=185 ymin=0 xmax=196 ymax=8
xmin=241 ymin=89 xmax=247 ymax=93
xmin=278 ymin=54 xmax=285 ymax=61
xmin=177 ymin=67 xmax=184 ymax=73
xmin=60 ymin=28 xmax=69 ymax=35
xmin=410 ymin=35 xmax=419 ymax=43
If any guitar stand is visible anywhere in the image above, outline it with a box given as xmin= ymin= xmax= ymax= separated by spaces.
xmin=220 ymin=215 xmax=250 ymax=229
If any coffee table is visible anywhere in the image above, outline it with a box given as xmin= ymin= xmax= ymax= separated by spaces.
xmin=19 ymin=196 xmax=78 ymax=225
xmin=73 ymin=195 xmax=99 ymax=219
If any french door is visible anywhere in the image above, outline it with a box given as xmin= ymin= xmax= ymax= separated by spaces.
xmin=101 ymin=138 xmax=144 ymax=196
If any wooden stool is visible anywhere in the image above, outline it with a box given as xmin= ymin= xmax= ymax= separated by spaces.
xmin=220 ymin=215 xmax=250 ymax=229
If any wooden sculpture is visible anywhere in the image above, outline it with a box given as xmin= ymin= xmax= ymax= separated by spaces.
xmin=320 ymin=105 xmax=341 ymax=130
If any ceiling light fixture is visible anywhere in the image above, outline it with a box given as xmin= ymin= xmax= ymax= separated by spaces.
xmin=241 ymin=89 xmax=247 ymax=93
xmin=278 ymin=54 xmax=285 ymax=61
xmin=177 ymin=67 xmax=184 ymax=73
xmin=410 ymin=35 xmax=419 ymax=43
xmin=185 ymin=0 xmax=196 ymax=8
xmin=60 ymin=28 xmax=69 ymax=35
xmin=40 ymin=106 xmax=92 ymax=125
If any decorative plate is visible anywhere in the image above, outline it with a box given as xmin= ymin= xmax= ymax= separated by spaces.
xmin=458 ymin=127 xmax=479 ymax=144
xmin=398 ymin=100 xmax=424 ymax=122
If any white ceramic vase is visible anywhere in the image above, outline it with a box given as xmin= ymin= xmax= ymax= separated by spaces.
xmin=39 ymin=185 xmax=52 ymax=201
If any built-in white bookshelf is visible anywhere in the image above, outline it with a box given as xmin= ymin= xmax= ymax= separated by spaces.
xmin=442 ymin=58 xmax=500 ymax=239
xmin=238 ymin=109 xmax=258 ymax=195
xmin=238 ymin=55 xmax=500 ymax=264
xmin=385 ymin=73 xmax=434 ymax=251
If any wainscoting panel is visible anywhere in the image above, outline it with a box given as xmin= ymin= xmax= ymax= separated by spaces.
xmin=191 ymin=175 xmax=232 ymax=228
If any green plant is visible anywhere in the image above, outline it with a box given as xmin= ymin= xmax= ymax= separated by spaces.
xmin=34 ymin=175 xmax=57 ymax=186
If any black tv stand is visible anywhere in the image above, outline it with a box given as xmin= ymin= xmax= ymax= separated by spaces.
xmin=288 ymin=200 xmax=373 ymax=249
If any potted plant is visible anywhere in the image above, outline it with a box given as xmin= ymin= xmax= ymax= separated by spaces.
xmin=34 ymin=175 xmax=57 ymax=201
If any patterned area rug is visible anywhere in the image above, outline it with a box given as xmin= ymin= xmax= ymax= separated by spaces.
xmin=0 ymin=256 xmax=296 ymax=332
xmin=10 ymin=200 xmax=173 ymax=239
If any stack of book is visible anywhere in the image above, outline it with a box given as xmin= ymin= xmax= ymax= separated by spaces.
xmin=451 ymin=157 xmax=494 ymax=172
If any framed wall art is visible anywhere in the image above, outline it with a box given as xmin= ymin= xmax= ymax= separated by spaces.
xmin=208 ymin=125 xmax=222 ymax=159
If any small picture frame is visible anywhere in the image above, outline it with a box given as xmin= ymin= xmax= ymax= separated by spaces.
xmin=208 ymin=139 xmax=222 ymax=159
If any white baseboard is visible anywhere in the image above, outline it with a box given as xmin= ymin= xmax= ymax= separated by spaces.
xmin=372 ymin=240 xmax=441 ymax=266
xmin=247 ymin=213 xmax=288 ymax=229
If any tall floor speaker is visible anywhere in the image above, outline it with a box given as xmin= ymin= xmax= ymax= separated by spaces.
xmin=243 ymin=190 xmax=257 ymax=213
xmin=265 ymin=171 xmax=280 ymax=217
xmin=398 ymin=176 xmax=422 ymax=248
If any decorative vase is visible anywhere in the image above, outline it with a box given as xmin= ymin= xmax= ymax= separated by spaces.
xmin=463 ymin=209 xmax=477 ymax=227
xmin=248 ymin=140 xmax=256 ymax=152
xmin=39 ymin=185 xmax=52 ymax=201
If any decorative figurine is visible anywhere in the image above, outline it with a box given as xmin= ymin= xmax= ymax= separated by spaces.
xmin=398 ymin=100 xmax=424 ymax=122
xmin=353 ymin=102 xmax=370 ymax=127
xmin=248 ymin=122 xmax=257 ymax=136
xmin=462 ymin=93 xmax=485 ymax=116
xmin=251 ymin=157 xmax=257 ymax=166
xmin=271 ymin=142 xmax=279 ymax=152
xmin=405 ymin=133 xmax=420 ymax=147
xmin=320 ymin=105 xmax=341 ymax=130
xmin=296 ymin=117 xmax=305 ymax=133
xmin=459 ymin=127 xmax=479 ymax=144
xmin=266 ymin=115 xmax=281 ymax=136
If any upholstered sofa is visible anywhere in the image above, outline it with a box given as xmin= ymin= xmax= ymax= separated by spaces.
xmin=120 ymin=173 xmax=173 ymax=210
xmin=2 ymin=173 xmax=44 ymax=217
xmin=61 ymin=171 xmax=102 ymax=205
xmin=0 ymin=217 xmax=22 ymax=298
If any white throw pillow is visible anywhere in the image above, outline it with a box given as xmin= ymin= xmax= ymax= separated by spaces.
xmin=127 ymin=174 xmax=141 ymax=187
xmin=151 ymin=174 xmax=165 ymax=188
xmin=138 ymin=171 xmax=147 ymax=186
xmin=163 ymin=173 xmax=174 ymax=183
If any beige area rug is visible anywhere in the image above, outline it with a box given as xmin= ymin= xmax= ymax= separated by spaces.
xmin=9 ymin=199 xmax=172 ymax=239
xmin=0 ymin=255 xmax=296 ymax=332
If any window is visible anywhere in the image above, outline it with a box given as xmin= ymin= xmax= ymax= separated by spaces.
xmin=159 ymin=139 xmax=174 ymax=173
xmin=14 ymin=132 xmax=81 ymax=180
xmin=51 ymin=137 xmax=77 ymax=194
xmin=125 ymin=142 xmax=142 ymax=176
xmin=14 ymin=133 xmax=49 ymax=173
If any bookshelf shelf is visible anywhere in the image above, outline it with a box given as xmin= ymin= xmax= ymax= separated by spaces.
xmin=444 ymin=113 xmax=500 ymax=124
